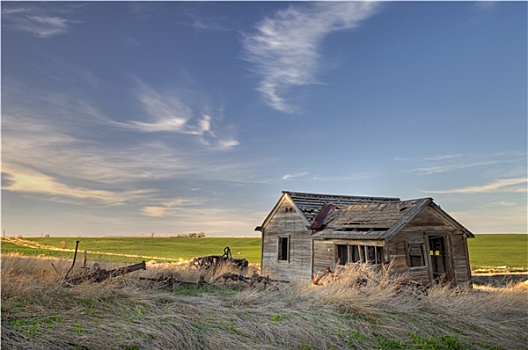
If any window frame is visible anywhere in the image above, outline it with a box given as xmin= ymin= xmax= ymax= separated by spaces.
xmin=277 ymin=236 xmax=290 ymax=262
xmin=335 ymin=243 xmax=384 ymax=265
xmin=336 ymin=244 xmax=349 ymax=265
xmin=407 ymin=242 xmax=426 ymax=268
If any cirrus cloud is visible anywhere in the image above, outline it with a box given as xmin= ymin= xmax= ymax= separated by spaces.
xmin=243 ymin=2 xmax=379 ymax=113
xmin=426 ymin=178 xmax=527 ymax=194
xmin=1 ymin=5 xmax=79 ymax=38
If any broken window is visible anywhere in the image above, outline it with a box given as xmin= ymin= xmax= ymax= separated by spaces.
xmin=350 ymin=245 xmax=360 ymax=263
xmin=335 ymin=244 xmax=383 ymax=265
xmin=278 ymin=236 xmax=289 ymax=261
xmin=364 ymin=246 xmax=383 ymax=264
xmin=336 ymin=244 xmax=348 ymax=265
xmin=407 ymin=243 xmax=425 ymax=267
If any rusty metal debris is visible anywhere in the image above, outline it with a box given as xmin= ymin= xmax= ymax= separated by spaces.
xmin=63 ymin=241 xmax=146 ymax=285
xmin=311 ymin=267 xmax=333 ymax=285
xmin=65 ymin=261 xmax=147 ymax=285
xmin=189 ymin=246 xmax=248 ymax=271
xmin=214 ymin=271 xmax=290 ymax=287
xmin=61 ymin=243 xmax=288 ymax=290
xmin=139 ymin=273 xmax=210 ymax=289
xmin=141 ymin=270 xmax=289 ymax=290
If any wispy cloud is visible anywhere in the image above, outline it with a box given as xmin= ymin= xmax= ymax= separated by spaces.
xmin=141 ymin=198 xmax=205 ymax=217
xmin=473 ymin=1 xmax=497 ymax=13
xmin=191 ymin=18 xmax=231 ymax=32
xmin=243 ymin=2 xmax=379 ymax=113
xmin=395 ymin=154 xmax=463 ymax=162
xmin=426 ymin=178 xmax=527 ymax=194
xmin=412 ymin=161 xmax=499 ymax=176
xmin=482 ymin=201 xmax=517 ymax=208
xmin=2 ymin=166 xmax=153 ymax=204
xmin=282 ymin=172 xmax=308 ymax=180
xmin=399 ymin=152 xmax=525 ymax=176
xmin=1 ymin=78 xmax=248 ymax=208
xmin=108 ymin=79 xmax=239 ymax=150
xmin=1 ymin=5 xmax=78 ymax=38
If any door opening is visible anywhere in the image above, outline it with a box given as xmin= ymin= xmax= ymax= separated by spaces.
xmin=428 ymin=236 xmax=449 ymax=281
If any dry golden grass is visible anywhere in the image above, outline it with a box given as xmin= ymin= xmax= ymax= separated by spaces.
xmin=2 ymin=254 xmax=527 ymax=350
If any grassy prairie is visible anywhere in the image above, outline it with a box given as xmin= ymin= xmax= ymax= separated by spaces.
xmin=1 ymin=237 xmax=261 ymax=263
xmin=468 ymin=234 xmax=527 ymax=272
xmin=2 ymin=234 xmax=527 ymax=271
xmin=1 ymin=254 xmax=526 ymax=350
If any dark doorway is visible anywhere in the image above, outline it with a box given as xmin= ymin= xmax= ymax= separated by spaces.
xmin=428 ymin=236 xmax=449 ymax=280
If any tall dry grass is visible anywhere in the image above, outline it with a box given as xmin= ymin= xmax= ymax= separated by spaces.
xmin=2 ymin=253 xmax=527 ymax=350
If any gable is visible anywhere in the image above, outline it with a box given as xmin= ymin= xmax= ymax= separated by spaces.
xmin=256 ymin=192 xmax=310 ymax=231
xmin=421 ymin=203 xmax=474 ymax=238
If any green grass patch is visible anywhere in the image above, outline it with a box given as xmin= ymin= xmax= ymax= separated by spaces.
xmin=2 ymin=237 xmax=261 ymax=263
xmin=468 ymin=234 xmax=527 ymax=271
xmin=0 ymin=241 xmax=73 ymax=259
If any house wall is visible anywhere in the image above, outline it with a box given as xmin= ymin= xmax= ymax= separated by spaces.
xmin=450 ymin=233 xmax=472 ymax=284
xmin=261 ymin=200 xmax=312 ymax=281
xmin=388 ymin=206 xmax=472 ymax=286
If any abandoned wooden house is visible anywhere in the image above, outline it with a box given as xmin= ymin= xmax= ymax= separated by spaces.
xmin=255 ymin=191 xmax=474 ymax=286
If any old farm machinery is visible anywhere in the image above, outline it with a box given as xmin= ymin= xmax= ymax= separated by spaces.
xmin=189 ymin=246 xmax=248 ymax=271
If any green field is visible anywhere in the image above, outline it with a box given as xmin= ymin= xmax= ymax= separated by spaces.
xmin=467 ymin=234 xmax=527 ymax=272
xmin=1 ymin=241 xmax=74 ymax=259
xmin=2 ymin=234 xmax=527 ymax=271
xmin=1 ymin=237 xmax=262 ymax=263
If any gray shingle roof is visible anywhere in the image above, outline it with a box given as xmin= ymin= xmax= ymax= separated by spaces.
xmin=311 ymin=198 xmax=431 ymax=240
xmin=285 ymin=191 xmax=400 ymax=223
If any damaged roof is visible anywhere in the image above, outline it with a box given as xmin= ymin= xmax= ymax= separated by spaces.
xmin=312 ymin=198 xmax=430 ymax=240
xmin=285 ymin=191 xmax=400 ymax=223
xmin=312 ymin=198 xmax=474 ymax=240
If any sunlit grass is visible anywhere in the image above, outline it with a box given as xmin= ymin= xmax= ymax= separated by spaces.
xmin=1 ymin=254 xmax=526 ymax=350
xmin=468 ymin=234 xmax=528 ymax=272
xmin=2 ymin=237 xmax=261 ymax=264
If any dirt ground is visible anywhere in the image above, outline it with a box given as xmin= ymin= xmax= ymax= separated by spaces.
xmin=472 ymin=273 xmax=528 ymax=287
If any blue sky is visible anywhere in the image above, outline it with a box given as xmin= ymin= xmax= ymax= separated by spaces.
xmin=2 ymin=1 xmax=526 ymax=237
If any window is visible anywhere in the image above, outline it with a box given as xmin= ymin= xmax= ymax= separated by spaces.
xmin=335 ymin=244 xmax=383 ymax=265
xmin=278 ymin=236 xmax=289 ymax=261
xmin=407 ymin=243 xmax=425 ymax=267
xmin=364 ymin=246 xmax=383 ymax=264
xmin=350 ymin=245 xmax=360 ymax=263
xmin=336 ymin=244 xmax=348 ymax=265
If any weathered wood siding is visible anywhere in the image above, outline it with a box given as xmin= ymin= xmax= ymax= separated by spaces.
xmin=388 ymin=206 xmax=472 ymax=286
xmin=450 ymin=233 xmax=472 ymax=285
xmin=313 ymin=240 xmax=334 ymax=274
xmin=261 ymin=200 xmax=312 ymax=281
xmin=389 ymin=228 xmax=431 ymax=285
